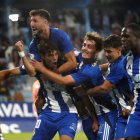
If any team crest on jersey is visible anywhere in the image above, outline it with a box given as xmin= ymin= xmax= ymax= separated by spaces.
xmin=92 ymin=62 xmax=97 ymax=67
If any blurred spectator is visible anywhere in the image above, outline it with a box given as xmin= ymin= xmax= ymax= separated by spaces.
xmin=97 ymin=49 xmax=108 ymax=64
xmin=124 ymin=11 xmax=134 ymax=25
xmin=64 ymin=10 xmax=75 ymax=30
xmin=0 ymin=60 xmax=7 ymax=71
xmin=124 ymin=10 xmax=140 ymax=25
xmin=0 ymin=81 xmax=11 ymax=101
xmin=8 ymin=48 xmax=21 ymax=69
xmin=73 ymin=36 xmax=82 ymax=51
xmin=90 ymin=9 xmax=101 ymax=32
xmin=0 ymin=39 xmax=9 ymax=68
xmin=5 ymin=45 xmax=14 ymax=63
xmin=102 ymin=12 xmax=110 ymax=28
xmin=111 ymin=23 xmax=122 ymax=36
xmin=13 ymin=91 xmax=24 ymax=102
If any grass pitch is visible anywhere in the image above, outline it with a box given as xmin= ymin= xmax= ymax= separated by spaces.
xmin=4 ymin=132 xmax=87 ymax=140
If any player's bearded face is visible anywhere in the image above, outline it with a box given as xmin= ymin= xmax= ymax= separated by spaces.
xmin=30 ymin=16 xmax=46 ymax=37
xmin=32 ymin=28 xmax=43 ymax=37
xmin=82 ymin=40 xmax=97 ymax=60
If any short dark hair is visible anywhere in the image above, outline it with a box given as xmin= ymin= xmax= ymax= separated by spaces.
xmin=37 ymin=40 xmax=59 ymax=56
xmin=104 ymin=34 xmax=121 ymax=48
xmin=125 ymin=23 xmax=140 ymax=37
xmin=84 ymin=31 xmax=103 ymax=51
xmin=29 ymin=9 xmax=51 ymax=22
xmin=37 ymin=40 xmax=64 ymax=66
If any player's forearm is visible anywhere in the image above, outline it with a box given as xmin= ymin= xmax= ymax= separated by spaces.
xmin=0 ymin=68 xmax=20 ymax=81
xmin=0 ymin=70 xmax=11 ymax=81
xmin=87 ymin=80 xmax=113 ymax=96
xmin=40 ymin=67 xmax=74 ymax=85
xmin=21 ymin=57 xmax=36 ymax=76
xmin=57 ymin=50 xmax=77 ymax=74
xmin=83 ymin=97 xmax=98 ymax=122
xmin=57 ymin=60 xmax=77 ymax=74
xmin=86 ymin=86 xmax=108 ymax=96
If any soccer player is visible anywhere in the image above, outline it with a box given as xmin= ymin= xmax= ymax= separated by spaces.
xmin=19 ymin=41 xmax=79 ymax=140
xmin=0 ymin=42 xmax=78 ymax=140
xmin=82 ymin=34 xmax=133 ymax=140
xmin=103 ymin=35 xmax=133 ymax=140
xmin=30 ymin=31 xmax=118 ymax=140
xmin=121 ymin=23 xmax=140 ymax=140
xmin=32 ymin=79 xmax=98 ymax=140
xmin=9 ymin=8 xmax=76 ymax=83
xmin=30 ymin=45 xmax=98 ymax=139
xmin=1 ymin=8 xmax=76 ymax=82
xmin=27 ymin=9 xmax=77 ymax=74
xmin=71 ymin=49 xmax=98 ymax=140
xmin=18 ymin=37 xmax=98 ymax=139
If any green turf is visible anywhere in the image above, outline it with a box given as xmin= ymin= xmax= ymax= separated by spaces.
xmin=4 ymin=132 xmax=87 ymax=140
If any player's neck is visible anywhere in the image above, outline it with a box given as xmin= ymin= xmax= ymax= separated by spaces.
xmin=83 ymin=58 xmax=96 ymax=64
xmin=40 ymin=27 xmax=50 ymax=40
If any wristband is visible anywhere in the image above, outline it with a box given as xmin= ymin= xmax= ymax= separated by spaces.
xmin=18 ymin=51 xmax=25 ymax=58
xmin=125 ymin=106 xmax=132 ymax=111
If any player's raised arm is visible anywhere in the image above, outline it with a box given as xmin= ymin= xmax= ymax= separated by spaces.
xmin=15 ymin=40 xmax=36 ymax=77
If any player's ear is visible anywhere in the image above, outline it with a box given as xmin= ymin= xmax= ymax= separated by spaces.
xmin=117 ymin=47 xmax=122 ymax=54
xmin=44 ymin=19 xmax=49 ymax=25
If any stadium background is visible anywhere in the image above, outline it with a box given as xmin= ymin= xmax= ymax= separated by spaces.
xmin=0 ymin=0 xmax=140 ymax=139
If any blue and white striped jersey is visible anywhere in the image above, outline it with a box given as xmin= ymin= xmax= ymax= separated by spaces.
xmin=106 ymin=56 xmax=132 ymax=115
xmin=125 ymin=52 xmax=140 ymax=115
xmin=36 ymin=73 xmax=77 ymax=114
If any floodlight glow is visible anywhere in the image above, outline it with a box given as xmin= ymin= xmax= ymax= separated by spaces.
xmin=9 ymin=14 xmax=19 ymax=21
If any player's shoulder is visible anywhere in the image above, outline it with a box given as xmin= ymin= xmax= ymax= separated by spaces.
xmin=84 ymin=62 xmax=100 ymax=74
xmin=109 ymin=56 xmax=126 ymax=74
xmin=111 ymin=56 xmax=124 ymax=67
xmin=29 ymin=37 xmax=39 ymax=46
xmin=51 ymin=27 xmax=69 ymax=38
xmin=51 ymin=27 xmax=67 ymax=35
